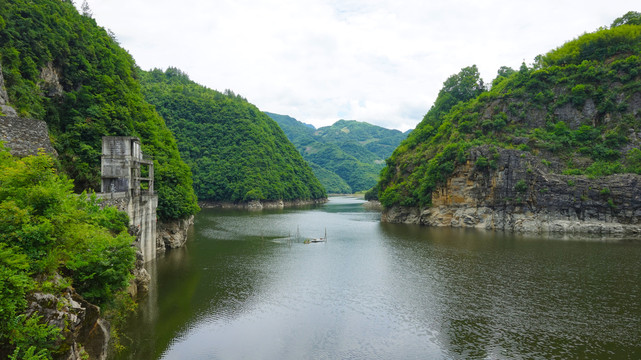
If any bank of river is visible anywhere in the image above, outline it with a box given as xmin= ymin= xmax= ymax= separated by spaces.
xmin=115 ymin=197 xmax=641 ymax=359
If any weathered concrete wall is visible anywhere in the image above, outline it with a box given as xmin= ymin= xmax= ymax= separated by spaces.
xmin=0 ymin=116 xmax=57 ymax=157
xmin=98 ymin=192 xmax=158 ymax=262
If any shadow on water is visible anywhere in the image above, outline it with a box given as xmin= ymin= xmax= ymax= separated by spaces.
xmin=378 ymin=223 xmax=641 ymax=359
xmin=115 ymin=198 xmax=641 ymax=359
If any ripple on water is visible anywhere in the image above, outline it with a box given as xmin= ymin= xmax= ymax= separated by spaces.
xmin=119 ymin=198 xmax=641 ymax=360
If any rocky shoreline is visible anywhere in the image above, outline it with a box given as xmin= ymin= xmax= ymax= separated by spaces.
xmin=157 ymin=215 xmax=195 ymax=251
xmin=382 ymin=146 xmax=641 ymax=236
xmin=199 ymin=198 xmax=328 ymax=210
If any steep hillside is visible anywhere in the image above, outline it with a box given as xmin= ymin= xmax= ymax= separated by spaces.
xmin=0 ymin=146 xmax=137 ymax=358
xmin=0 ymin=0 xmax=198 ymax=220
xmin=377 ymin=13 xmax=641 ymax=233
xmin=314 ymin=119 xmax=408 ymax=160
xmin=139 ymin=68 xmax=326 ymax=203
xmin=267 ymin=112 xmax=407 ymax=193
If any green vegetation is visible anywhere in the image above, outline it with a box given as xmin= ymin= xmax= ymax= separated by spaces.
xmin=377 ymin=16 xmax=641 ymax=208
xmin=0 ymin=146 xmax=136 ymax=358
xmin=139 ymin=68 xmax=326 ymax=202
xmin=515 ymin=179 xmax=528 ymax=193
xmin=309 ymin=162 xmax=352 ymax=194
xmin=0 ymin=0 xmax=198 ymax=220
xmin=267 ymin=113 xmax=407 ymax=193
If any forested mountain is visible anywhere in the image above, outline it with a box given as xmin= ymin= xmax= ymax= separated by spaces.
xmin=266 ymin=112 xmax=407 ymax=193
xmin=376 ymin=12 xmax=641 ymax=212
xmin=0 ymin=0 xmax=198 ymax=220
xmin=0 ymin=1 xmax=202 ymax=356
xmin=139 ymin=68 xmax=326 ymax=203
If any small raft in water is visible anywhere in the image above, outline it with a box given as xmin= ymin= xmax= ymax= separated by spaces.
xmin=304 ymin=229 xmax=327 ymax=244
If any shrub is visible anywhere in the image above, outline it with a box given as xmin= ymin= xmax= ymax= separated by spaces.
xmin=475 ymin=156 xmax=489 ymax=169
xmin=626 ymin=148 xmax=641 ymax=173
xmin=0 ymin=146 xmax=137 ymax=354
xmin=515 ymin=179 xmax=528 ymax=193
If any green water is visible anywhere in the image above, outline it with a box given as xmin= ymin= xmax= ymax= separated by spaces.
xmin=116 ymin=197 xmax=641 ymax=359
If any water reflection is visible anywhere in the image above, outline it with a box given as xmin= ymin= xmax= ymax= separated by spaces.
xmin=378 ymin=223 xmax=641 ymax=359
xmin=115 ymin=197 xmax=641 ymax=359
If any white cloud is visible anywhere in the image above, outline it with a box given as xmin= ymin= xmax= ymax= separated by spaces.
xmin=84 ymin=0 xmax=638 ymax=131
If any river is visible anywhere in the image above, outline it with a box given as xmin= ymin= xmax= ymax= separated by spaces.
xmin=115 ymin=197 xmax=641 ymax=359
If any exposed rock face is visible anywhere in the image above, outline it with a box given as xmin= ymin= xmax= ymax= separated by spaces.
xmin=26 ymin=286 xmax=109 ymax=360
xmin=157 ymin=215 xmax=194 ymax=251
xmin=0 ymin=61 xmax=18 ymax=116
xmin=382 ymin=146 xmax=641 ymax=235
xmin=127 ymin=249 xmax=151 ymax=298
xmin=198 ymin=198 xmax=328 ymax=210
xmin=39 ymin=62 xmax=64 ymax=97
xmin=363 ymin=200 xmax=383 ymax=211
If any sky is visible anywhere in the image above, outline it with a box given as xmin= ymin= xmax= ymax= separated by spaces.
xmin=81 ymin=0 xmax=638 ymax=131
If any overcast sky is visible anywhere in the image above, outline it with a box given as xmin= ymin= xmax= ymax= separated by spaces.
xmin=82 ymin=0 xmax=637 ymax=131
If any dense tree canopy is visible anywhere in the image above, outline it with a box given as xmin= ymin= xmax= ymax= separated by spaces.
xmin=421 ymin=65 xmax=486 ymax=127
xmin=139 ymin=68 xmax=326 ymax=202
xmin=0 ymin=0 xmax=198 ymax=220
xmin=0 ymin=146 xmax=136 ymax=358
xmin=611 ymin=11 xmax=641 ymax=28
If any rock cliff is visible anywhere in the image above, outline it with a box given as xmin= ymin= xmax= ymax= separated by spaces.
xmin=157 ymin=215 xmax=194 ymax=251
xmin=382 ymin=146 xmax=641 ymax=235
xmin=0 ymin=61 xmax=18 ymax=117
xmin=26 ymin=283 xmax=109 ymax=360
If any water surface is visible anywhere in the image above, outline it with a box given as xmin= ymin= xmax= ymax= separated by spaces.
xmin=116 ymin=197 xmax=641 ymax=359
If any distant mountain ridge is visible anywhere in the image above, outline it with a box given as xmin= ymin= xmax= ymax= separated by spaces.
xmin=266 ymin=112 xmax=408 ymax=193
xmin=139 ymin=69 xmax=326 ymax=203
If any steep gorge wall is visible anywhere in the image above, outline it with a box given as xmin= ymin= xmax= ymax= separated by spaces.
xmin=382 ymin=146 xmax=641 ymax=235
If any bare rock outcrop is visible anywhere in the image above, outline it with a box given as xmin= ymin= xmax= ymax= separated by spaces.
xmin=0 ymin=61 xmax=18 ymax=116
xmin=198 ymin=198 xmax=328 ymax=210
xmin=26 ymin=286 xmax=109 ymax=360
xmin=157 ymin=215 xmax=194 ymax=251
xmin=382 ymin=146 xmax=641 ymax=235
xmin=39 ymin=62 xmax=64 ymax=98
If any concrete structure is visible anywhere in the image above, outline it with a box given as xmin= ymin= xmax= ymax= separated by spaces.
xmin=97 ymin=137 xmax=158 ymax=262
xmin=0 ymin=116 xmax=57 ymax=157
xmin=101 ymin=136 xmax=154 ymax=195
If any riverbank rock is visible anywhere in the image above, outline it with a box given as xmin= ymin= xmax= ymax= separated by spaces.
xmin=198 ymin=198 xmax=328 ymax=210
xmin=363 ymin=200 xmax=383 ymax=211
xmin=382 ymin=145 xmax=641 ymax=235
xmin=26 ymin=284 xmax=109 ymax=360
xmin=157 ymin=215 xmax=194 ymax=251
xmin=127 ymin=250 xmax=151 ymax=298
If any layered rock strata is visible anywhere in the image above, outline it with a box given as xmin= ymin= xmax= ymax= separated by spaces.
xmin=157 ymin=215 xmax=194 ymax=251
xmin=382 ymin=146 xmax=641 ymax=235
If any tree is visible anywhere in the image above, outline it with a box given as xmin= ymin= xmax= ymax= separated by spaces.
xmin=492 ymin=66 xmax=516 ymax=87
xmin=422 ymin=65 xmax=486 ymax=126
xmin=81 ymin=0 xmax=92 ymax=17
xmin=611 ymin=11 xmax=641 ymax=28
